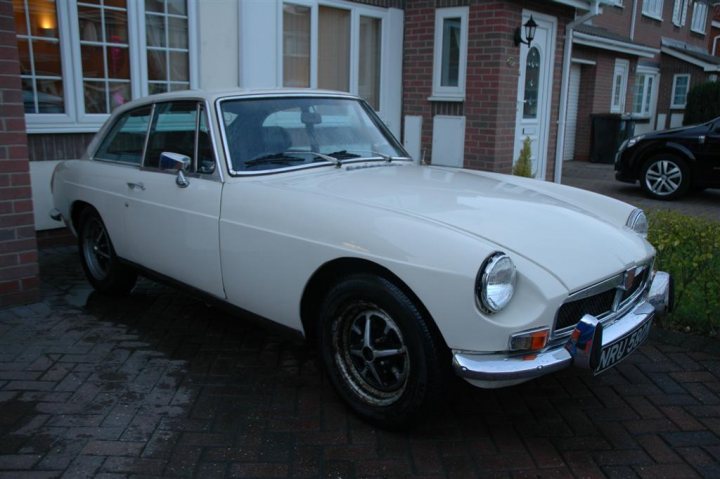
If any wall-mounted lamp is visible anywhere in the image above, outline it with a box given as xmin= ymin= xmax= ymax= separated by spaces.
xmin=514 ymin=15 xmax=538 ymax=48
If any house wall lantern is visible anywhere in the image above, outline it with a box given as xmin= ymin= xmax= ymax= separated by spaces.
xmin=514 ymin=15 xmax=538 ymax=47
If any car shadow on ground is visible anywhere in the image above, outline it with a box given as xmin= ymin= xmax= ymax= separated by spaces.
xmin=0 ymin=247 xmax=717 ymax=477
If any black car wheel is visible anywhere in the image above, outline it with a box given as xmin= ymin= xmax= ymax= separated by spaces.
xmin=640 ymin=154 xmax=690 ymax=200
xmin=317 ymin=274 xmax=446 ymax=428
xmin=78 ymin=208 xmax=137 ymax=295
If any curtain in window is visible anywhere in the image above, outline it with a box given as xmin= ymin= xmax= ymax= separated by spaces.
xmin=358 ymin=16 xmax=381 ymax=110
xmin=318 ymin=6 xmax=350 ymax=92
xmin=283 ymin=4 xmax=310 ymax=88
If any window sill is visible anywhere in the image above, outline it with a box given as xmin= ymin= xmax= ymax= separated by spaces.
xmin=670 ymin=105 xmax=687 ymax=110
xmin=641 ymin=12 xmax=663 ymax=22
xmin=428 ymin=95 xmax=465 ymax=103
xmin=690 ymin=28 xmax=706 ymax=36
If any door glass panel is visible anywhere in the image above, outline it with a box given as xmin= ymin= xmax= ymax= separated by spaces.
xmin=318 ymin=6 xmax=350 ymax=92
xmin=523 ymin=47 xmax=540 ymax=119
xmin=440 ymin=17 xmax=461 ymax=87
xmin=95 ymin=106 xmax=152 ymax=164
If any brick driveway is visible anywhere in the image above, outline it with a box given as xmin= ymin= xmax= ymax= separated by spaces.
xmin=1 ymin=247 xmax=720 ymax=478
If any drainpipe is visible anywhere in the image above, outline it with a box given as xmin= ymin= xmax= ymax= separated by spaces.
xmin=713 ymin=35 xmax=720 ymax=55
xmin=630 ymin=0 xmax=638 ymax=40
xmin=553 ymin=0 xmax=603 ymax=184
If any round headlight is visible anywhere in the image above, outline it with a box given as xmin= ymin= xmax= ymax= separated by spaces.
xmin=626 ymin=208 xmax=648 ymax=238
xmin=477 ymin=252 xmax=517 ymax=314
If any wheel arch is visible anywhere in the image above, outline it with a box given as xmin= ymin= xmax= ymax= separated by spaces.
xmin=300 ymin=257 xmax=449 ymax=352
xmin=70 ymin=200 xmax=96 ymax=235
xmin=633 ymin=142 xmax=695 ymax=176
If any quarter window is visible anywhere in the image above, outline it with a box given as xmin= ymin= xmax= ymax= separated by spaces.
xmin=95 ymin=106 xmax=152 ymax=165
xmin=671 ymin=74 xmax=690 ymax=108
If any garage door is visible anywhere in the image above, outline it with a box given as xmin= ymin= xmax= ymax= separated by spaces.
xmin=563 ymin=64 xmax=581 ymax=161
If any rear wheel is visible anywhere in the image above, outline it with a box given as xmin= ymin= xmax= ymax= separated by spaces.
xmin=78 ymin=208 xmax=137 ymax=295
xmin=317 ymin=274 xmax=446 ymax=428
xmin=640 ymin=154 xmax=690 ymax=200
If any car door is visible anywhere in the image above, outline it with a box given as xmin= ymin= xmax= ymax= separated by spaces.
xmin=698 ymin=122 xmax=720 ymax=186
xmin=122 ymin=101 xmax=225 ymax=298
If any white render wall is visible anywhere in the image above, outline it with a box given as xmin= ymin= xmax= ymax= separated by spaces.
xmin=197 ymin=0 xmax=240 ymax=89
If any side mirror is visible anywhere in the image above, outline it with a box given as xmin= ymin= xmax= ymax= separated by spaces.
xmin=159 ymin=151 xmax=191 ymax=171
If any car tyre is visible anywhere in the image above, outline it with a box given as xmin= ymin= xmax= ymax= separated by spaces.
xmin=78 ymin=208 xmax=137 ymax=295
xmin=640 ymin=154 xmax=690 ymax=200
xmin=318 ymin=274 xmax=446 ymax=429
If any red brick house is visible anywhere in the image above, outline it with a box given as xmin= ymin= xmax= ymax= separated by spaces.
xmin=711 ymin=5 xmax=720 ymax=56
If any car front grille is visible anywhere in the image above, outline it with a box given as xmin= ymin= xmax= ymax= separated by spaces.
xmin=553 ymin=264 xmax=651 ymax=335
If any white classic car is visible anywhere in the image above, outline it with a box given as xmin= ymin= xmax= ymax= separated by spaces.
xmin=51 ymin=90 xmax=673 ymax=427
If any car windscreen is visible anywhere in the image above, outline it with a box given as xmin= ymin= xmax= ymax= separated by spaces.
xmin=219 ymin=96 xmax=406 ymax=173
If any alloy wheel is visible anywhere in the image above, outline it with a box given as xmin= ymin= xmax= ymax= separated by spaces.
xmin=645 ymin=160 xmax=683 ymax=197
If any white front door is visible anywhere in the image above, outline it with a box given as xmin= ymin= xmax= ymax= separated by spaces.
xmin=513 ymin=11 xmax=556 ymax=179
xmin=563 ymin=64 xmax=582 ymax=161
xmin=610 ymin=59 xmax=629 ymax=114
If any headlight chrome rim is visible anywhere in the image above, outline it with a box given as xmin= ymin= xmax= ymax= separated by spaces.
xmin=626 ymin=208 xmax=648 ymax=238
xmin=477 ymin=252 xmax=517 ymax=314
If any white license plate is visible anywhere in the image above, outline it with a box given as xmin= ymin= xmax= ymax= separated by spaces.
xmin=594 ymin=318 xmax=652 ymax=374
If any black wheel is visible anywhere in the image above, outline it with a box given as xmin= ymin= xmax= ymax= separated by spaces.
xmin=317 ymin=274 xmax=446 ymax=428
xmin=640 ymin=154 xmax=690 ymax=200
xmin=78 ymin=208 xmax=137 ymax=295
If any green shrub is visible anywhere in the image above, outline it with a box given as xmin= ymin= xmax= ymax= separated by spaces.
xmin=647 ymin=210 xmax=720 ymax=334
xmin=684 ymin=81 xmax=720 ymax=125
xmin=513 ymin=136 xmax=533 ymax=177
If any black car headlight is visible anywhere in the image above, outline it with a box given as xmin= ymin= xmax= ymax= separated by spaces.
xmin=476 ymin=252 xmax=517 ymax=314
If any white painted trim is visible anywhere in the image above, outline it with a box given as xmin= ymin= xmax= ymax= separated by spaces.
xmin=431 ymin=6 xmax=469 ymax=101
xmin=661 ymin=46 xmax=720 ymax=71
xmin=571 ymin=57 xmax=597 ymax=65
xmin=572 ymin=31 xmax=659 ymax=57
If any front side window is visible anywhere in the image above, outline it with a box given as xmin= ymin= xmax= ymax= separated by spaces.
xmin=13 ymin=0 xmax=64 ymax=113
xmin=95 ymin=105 xmax=152 ymax=164
xmin=432 ymin=7 xmax=468 ymax=100
xmin=220 ymin=97 xmax=405 ymax=173
xmin=642 ymin=0 xmax=664 ymax=19
xmin=690 ymin=1 xmax=708 ymax=33
xmin=145 ymin=101 xmax=197 ymax=169
xmin=146 ymin=0 xmax=190 ymax=95
xmin=671 ymin=74 xmax=690 ymax=108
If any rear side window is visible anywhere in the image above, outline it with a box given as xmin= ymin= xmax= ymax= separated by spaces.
xmin=95 ymin=106 xmax=152 ymax=164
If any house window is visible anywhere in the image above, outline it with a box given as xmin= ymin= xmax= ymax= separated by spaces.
xmin=672 ymin=0 xmax=688 ymax=26
xmin=318 ymin=6 xmax=350 ymax=92
xmin=14 ymin=0 xmax=65 ymax=113
xmin=359 ymin=16 xmax=381 ymax=110
xmin=610 ymin=59 xmax=629 ymax=113
xmin=642 ymin=0 xmax=664 ymax=19
xmin=632 ymin=71 xmax=657 ymax=117
xmin=282 ymin=4 xmax=310 ymax=88
xmin=77 ymin=1 xmax=131 ymax=113
xmin=145 ymin=0 xmax=191 ymax=95
xmin=280 ymin=2 xmax=386 ymax=111
xmin=431 ymin=7 xmax=468 ymax=101
xmin=690 ymin=1 xmax=708 ymax=34
xmin=671 ymin=74 xmax=690 ymax=108
xmin=11 ymin=0 xmax=195 ymax=132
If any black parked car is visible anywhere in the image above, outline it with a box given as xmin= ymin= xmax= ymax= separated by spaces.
xmin=614 ymin=116 xmax=720 ymax=200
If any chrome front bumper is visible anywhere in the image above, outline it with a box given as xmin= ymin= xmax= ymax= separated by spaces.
xmin=452 ymin=271 xmax=673 ymax=386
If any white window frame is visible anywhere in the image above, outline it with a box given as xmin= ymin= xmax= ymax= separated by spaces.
xmin=672 ymin=0 xmax=689 ymax=26
xmin=22 ymin=1 xmax=198 ymax=133
xmin=631 ymin=66 xmax=659 ymax=118
xmin=430 ymin=6 xmax=469 ymax=102
xmin=690 ymin=1 xmax=708 ymax=34
xmin=671 ymin=73 xmax=690 ymax=109
xmin=610 ymin=0 xmax=624 ymax=6
xmin=642 ymin=0 xmax=664 ymax=20
xmin=277 ymin=1 xmax=388 ymax=111
xmin=610 ymin=59 xmax=630 ymax=113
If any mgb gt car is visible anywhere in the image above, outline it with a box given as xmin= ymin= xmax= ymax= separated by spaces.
xmin=51 ymin=90 xmax=673 ymax=427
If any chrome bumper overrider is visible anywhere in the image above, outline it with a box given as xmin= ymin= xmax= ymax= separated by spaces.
xmin=453 ymin=271 xmax=673 ymax=383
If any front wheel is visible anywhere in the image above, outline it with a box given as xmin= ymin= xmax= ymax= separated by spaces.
xmin=317 ymin=274 xmax=446 ymax=428
xmin=640 ymin=154 xmax=690 ymax=200
xmin=78 ymin=208 xmax=137 ymax=295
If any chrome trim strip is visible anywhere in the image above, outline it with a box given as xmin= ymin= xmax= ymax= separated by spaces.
xmin=452 ymin=270 xmax=671 ymax=383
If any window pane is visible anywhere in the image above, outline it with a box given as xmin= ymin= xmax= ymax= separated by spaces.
xmin=33 ymin=40 xmax=61 ymax=76
xmin=21 ymin=77 xmax=35 ymax=113
xmin=283 ymin=4 xmax=311 ymax=88
xmin=81 ymin=44 xmax=104 ymax=78
xmin=17 ymin=39 xmax=31 ymax=75
xmin=146 ymin=0 xmax=164 ymax=13
xmin=168 ymin=17 xmax=188 ymax=49
xmin=78 ymin=6 xmax=102 ymax=42
xmin=95 ymin=106 xmax=152 ymax=164
xmin=147 ymin=50 xmax=167 ymax=81
xmin=145 ymin=1 xmax=189 ymax=93
xmin=28 ymin=0 xmax=58 ymax=38
xmin=84 ymin=81 xmax=107 ymax=113
xmin=36 ymin=78 xmax=64 ymax=113
xmin=106 ymin=9 xmax=129 ymax=43
xmin=632 ymin=75 xmax=645 ymax=114
xmin=523 ymin=47 xmax=540 ymax=119
xmin=169 ymin=51 xmax=188 ymax=81
xmin=146 ymin=14 xmax=166 ymax=47
xmin=167 ymin=0 xmax=186 ymax=15
xmin=105 ymin=0 xmax=126 ymax=8
xmin=109 ymin=82 xmax=130 ymax=110
xmin=318 ymin=6 xmax=350 ymax=92
xmin=149 ymin=82 xmax=167 ymax=95
xmin=441 ymin=17 xmax=461 ymax=87
xmin=106 ymin=46 xmax=129 ymax=79
xmin=359 ymin=16 xmax=381 ymax=110
xmin=12 ymin=0 xmax=28 ymax=36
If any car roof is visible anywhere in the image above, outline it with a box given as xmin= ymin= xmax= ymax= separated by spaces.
xmin=124 ymin=88 xmax=360 ymax=106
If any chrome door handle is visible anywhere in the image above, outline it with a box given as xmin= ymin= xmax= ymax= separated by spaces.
xmin=127 ymin=182 xmax=145 ymax=191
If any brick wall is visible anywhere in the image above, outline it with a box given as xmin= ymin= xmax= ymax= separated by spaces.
xmin=0 ymin=0 xmax=39 ymax=306
xmin=657 ymin=54 xmax=707 ymax=121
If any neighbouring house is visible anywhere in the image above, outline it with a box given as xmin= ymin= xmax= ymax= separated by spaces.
xmin=0 ymin=0 xmax=715 ymax=306
xmin=711 ymin=5 xmax=720 ymax=56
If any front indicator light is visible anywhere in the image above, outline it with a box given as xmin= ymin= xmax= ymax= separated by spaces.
xmin=509 ymin=328 xmax=550 ymax=352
